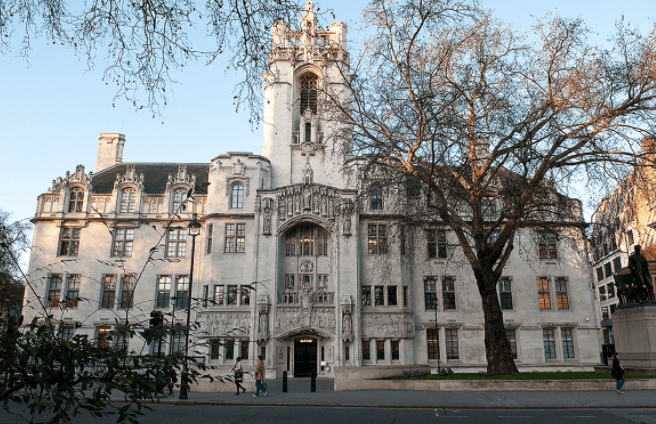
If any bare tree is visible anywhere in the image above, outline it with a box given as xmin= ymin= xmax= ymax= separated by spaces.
xmin=0 ymin=0 xmax=315 ymax=120
xmin=325 ymin=0 xmax=656 ymax=374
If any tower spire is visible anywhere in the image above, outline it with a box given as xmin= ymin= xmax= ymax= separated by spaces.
xmin=301 ymin=0 xmax=318 ymax=38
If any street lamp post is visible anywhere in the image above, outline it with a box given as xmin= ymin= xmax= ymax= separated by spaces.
xmin=179 ymin=213 xmax=201 ymax=400
xmin=433 ymin=298 xmax=440 ymax=374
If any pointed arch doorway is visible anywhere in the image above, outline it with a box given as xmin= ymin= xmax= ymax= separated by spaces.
xmin=294 ymin=337 xmax=317 ymax=377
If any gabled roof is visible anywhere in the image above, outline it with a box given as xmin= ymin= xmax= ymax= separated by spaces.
xmin=91 ymin=163 xmax=210 ymax=194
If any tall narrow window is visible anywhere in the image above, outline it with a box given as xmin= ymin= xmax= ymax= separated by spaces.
xmin=370 ymin=186 xmax=383 ymax=211
xmin=173 ymin=189 xmax=188 ymax=213
xmin=445 ymin=329 xmax=459 ymax=360
xmin=112 ymin=228 xmax=134 ymax=257
xmin=47 ymin=274 xmax=62 ymax=307
xmin=613 ymin=257 xmax=622 ymax=273
xmin=241 ymin=340 xmax=249 ymax=360
xmin=368 ymin=224 xmax=388 ymax=254
xmin=601 ymin=306 xmax=609 ymax=321
xmin=537 ymin=277 xmax=551 ymax=309
xmin=240 ymin=286 xmax=251 ymax=306
xmin=505 ymin=329 xmax=518 ymax=359
xmin=555 ymin=277 xmax=569 ymax=310
xmin=543 ymin=328 xmax=557 ymax=359
xmin=499 ymin=277 xmax=513 ymax=310
xmin=562 ymin=328 xmax=575 ymax=359
xmin=206 ymin=223 xmax=213 ymax=254
xmin=538 ymin=232 xmax=558 ymax=260
xmin=202 ymin=285 xmax=209 ymax=307
xmin=442 ymin=277 xmax=456 ymax=310
xmin=305 ymin=122 xmax=312 ymax=143
xmin=171 ymin=333 xmax=185 ymax=354
xmin=626 ymin=230 xmax=634 ymax=245
xmin=391 ymin=340 xmax=400 ymax=360
xmin=225 ymin=223 xmax=246 ymax=253
xmin=388 ymin=286 xmax=397 ymax=306
xmin=403 ymin=286 xmax=408 ymax=307
xmin=227 ymin=285 xmax=238 ymax=305
xmin=230 ymin=184 xmax=244 ymax=209
xmin=166 ymin=228 xmax=187 ymax=257
xmin=66 ymin=274 xmax=80 ymax=308
xmin=427 ymin=328 xmax=439 ymax=360
xmin=377 ymin=340 xmax=385 ymax=360
xmin=361 ymin=286 xmax=371 ymax=306
xmin=299 ymin=74 xmax=318 ymax=114
xmin=362 ymin=340 xmax=370 ymax=361
xmin=214 ymin=285 xmax=225 ymax=306
xmin=152 ymin=338 xmax=166 ymax=357
xmin=424 ymin=278 xmax=437 ymax=310
xmin=61 ymin=326 xmax=75 ymax=341
xmin=210 ymin=339 xmax=221 ymax=360
xmin=120 ymin=189 xmax=136 ymax=213
xmin=156 ymin=276 xmax=172 ymax=308
xmin=120 ymin=275 xmax=135 ymax=309
xmin=604 ymin=262 xmax=612 ymax=278
xmin=68 ymin=189 xmax=84 ymax=213
xmin=58 ymin=228 xmax=80 ymax=257
xmin=175 ymin=276 xmax=190 ymax=308
xmin=598 ymin=285 xmax=607 ymax=301
xmin=101 ymin=275 xmax=117 ymax=309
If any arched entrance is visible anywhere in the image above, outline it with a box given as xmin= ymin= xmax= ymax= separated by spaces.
xmin=294 ymin=337 xmax=317 ymax=377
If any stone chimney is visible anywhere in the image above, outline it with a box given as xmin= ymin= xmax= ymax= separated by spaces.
xmin=96 ymin=133 xmax=126 ymax=171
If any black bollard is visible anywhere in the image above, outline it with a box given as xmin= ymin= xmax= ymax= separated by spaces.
xmin=283 ymin=371 xmax=288 ymax=392
xmin=311 ymin=371 xmax=316 ymax=392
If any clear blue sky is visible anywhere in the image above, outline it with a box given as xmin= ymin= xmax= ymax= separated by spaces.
xmin=1 ymin=0 xmax=653 ymax=232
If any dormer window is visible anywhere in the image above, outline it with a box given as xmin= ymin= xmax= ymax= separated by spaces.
xmin=173 ymin=189 xmax=188 ymax=213
xmin=68 ymin=189 xmax=84 ymax=213
xmin=300 ymin=74 xmax=318 ymax=114
xmin=120 ymin=189 xmax=136 ymax=213
xmin=230 ymin=183 xmax=244 ymax=209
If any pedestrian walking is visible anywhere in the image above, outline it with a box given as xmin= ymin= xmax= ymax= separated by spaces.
xmin=231 ymin=356 xmax=246 ymax=395
xmin=611 ymin=352 xmax=626 ymax=394
xmin=253 ymin=355 xmax=268 ymax=397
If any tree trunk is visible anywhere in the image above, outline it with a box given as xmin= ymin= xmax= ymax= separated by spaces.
xmin=473 ymin=266 xmax=519 ymax=375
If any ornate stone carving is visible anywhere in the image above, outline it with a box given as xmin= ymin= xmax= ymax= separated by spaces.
xmin=197 ymin=312 xmax=251 ymax=337
xmin=300 ymin=259 xmax=314 ymax=272
xmin=232 ymin=158 xmax=245 ymax=176
xmin=257 ymin=294 xmax=270 ymax=341
xmin=342 ymin=198 xmax=353 ymax=236
xmin=274 ymin=308 xmax=336 ymax=336
xmin=341 ymin=295 xmax=353 ymax=343
xmin=275 ymin=183 xmax=340 ymax=221
xmin=361 ymin=314 xmax=416 ymax=339
xmin=263 ymin=199 xmax=272 ymax=235
xmin=166 ymin=165 xmax=196 ymax=190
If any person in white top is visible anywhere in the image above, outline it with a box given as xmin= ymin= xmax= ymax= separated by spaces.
xmin=232 ymin=357 xmax=246 ymax=395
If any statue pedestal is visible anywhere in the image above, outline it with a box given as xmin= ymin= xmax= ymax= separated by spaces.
xmin=612 ymin=304 xmax=656 ymax=367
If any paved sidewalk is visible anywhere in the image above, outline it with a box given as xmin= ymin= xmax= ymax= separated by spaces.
xmin=117 ymin=378 xmax=656 ymax=409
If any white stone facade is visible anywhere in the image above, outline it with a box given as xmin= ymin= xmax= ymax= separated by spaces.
xmin=23 ymin=1 xmax=601 ymax=377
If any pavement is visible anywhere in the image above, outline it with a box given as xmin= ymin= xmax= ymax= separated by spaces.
xmin=117 ymin=378 xmax=656 ymax=409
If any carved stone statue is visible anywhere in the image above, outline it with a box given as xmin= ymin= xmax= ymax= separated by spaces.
xmin=263 ymin=200 xmax=272 ymax=235
xmin=303 ymin=185 xmax=312 ymax=211
xmin=294 ymin=186 xmax=301 ymax=214
xmin=343 ymin=198 xmax=353 ymax=235
xmin=343 ymin=310 xmax=352 ymax=334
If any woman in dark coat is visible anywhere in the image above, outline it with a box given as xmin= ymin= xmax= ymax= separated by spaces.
xmin=611 ymin=352 xmax=625 ymax=394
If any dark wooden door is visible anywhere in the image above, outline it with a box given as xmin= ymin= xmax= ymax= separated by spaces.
xmin=294 ymin=339 xmax=317 ymax=377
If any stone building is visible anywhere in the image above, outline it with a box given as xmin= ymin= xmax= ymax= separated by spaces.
xmin=23 ymin=1 xmax=601 ymax=378
xmin=590 ymin=137 xmax=656 ymax=352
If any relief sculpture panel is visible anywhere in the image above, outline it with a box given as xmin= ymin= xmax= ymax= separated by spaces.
xmin=198 ymin=312 xmax=251 ymax=337
xmin=361 ymin=314 xmax=415 ymax=339
xmin=275 ymin=308 xmax=336 ymax=336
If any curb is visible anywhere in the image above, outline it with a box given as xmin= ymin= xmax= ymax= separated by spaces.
xmin=111 ymin=399 xmax=656 ymax=409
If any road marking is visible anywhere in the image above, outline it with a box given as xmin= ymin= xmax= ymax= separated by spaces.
xmin=563 ymin=416 xmax=597 ymax=419
xmin=498 ymin=416 xmax=531 ymax=418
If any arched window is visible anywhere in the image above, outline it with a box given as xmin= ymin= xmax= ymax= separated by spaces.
xmin=173 ymin=189 xmax=188 ymax=213
xmin=300 ymin=74 xmax=318 ymax=114
xmin=68 ymin=189 xmax=84 ymax=213
xmin=230 ymin=183 xmax=244 ymax=209
xmin=120 ymin=189 xmax=136 ymax=213
xmin=370 ymin=186 xmax=383 ymax=211
xmin=285 ymin=226 xmax=329 ymax=256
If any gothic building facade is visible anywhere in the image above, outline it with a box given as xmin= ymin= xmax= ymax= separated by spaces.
xmin=24 ymin=1 xmax=601 ymax=379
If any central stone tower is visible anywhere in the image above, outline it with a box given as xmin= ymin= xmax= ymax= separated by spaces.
xmin=262 ymin=0 xmax=351 ymax=189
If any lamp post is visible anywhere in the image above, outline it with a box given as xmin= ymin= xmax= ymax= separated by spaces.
xmin=433 ymin=298 xmax=441 ymax=374
xmin=179 ymin=213 xmax=201 ymax=400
